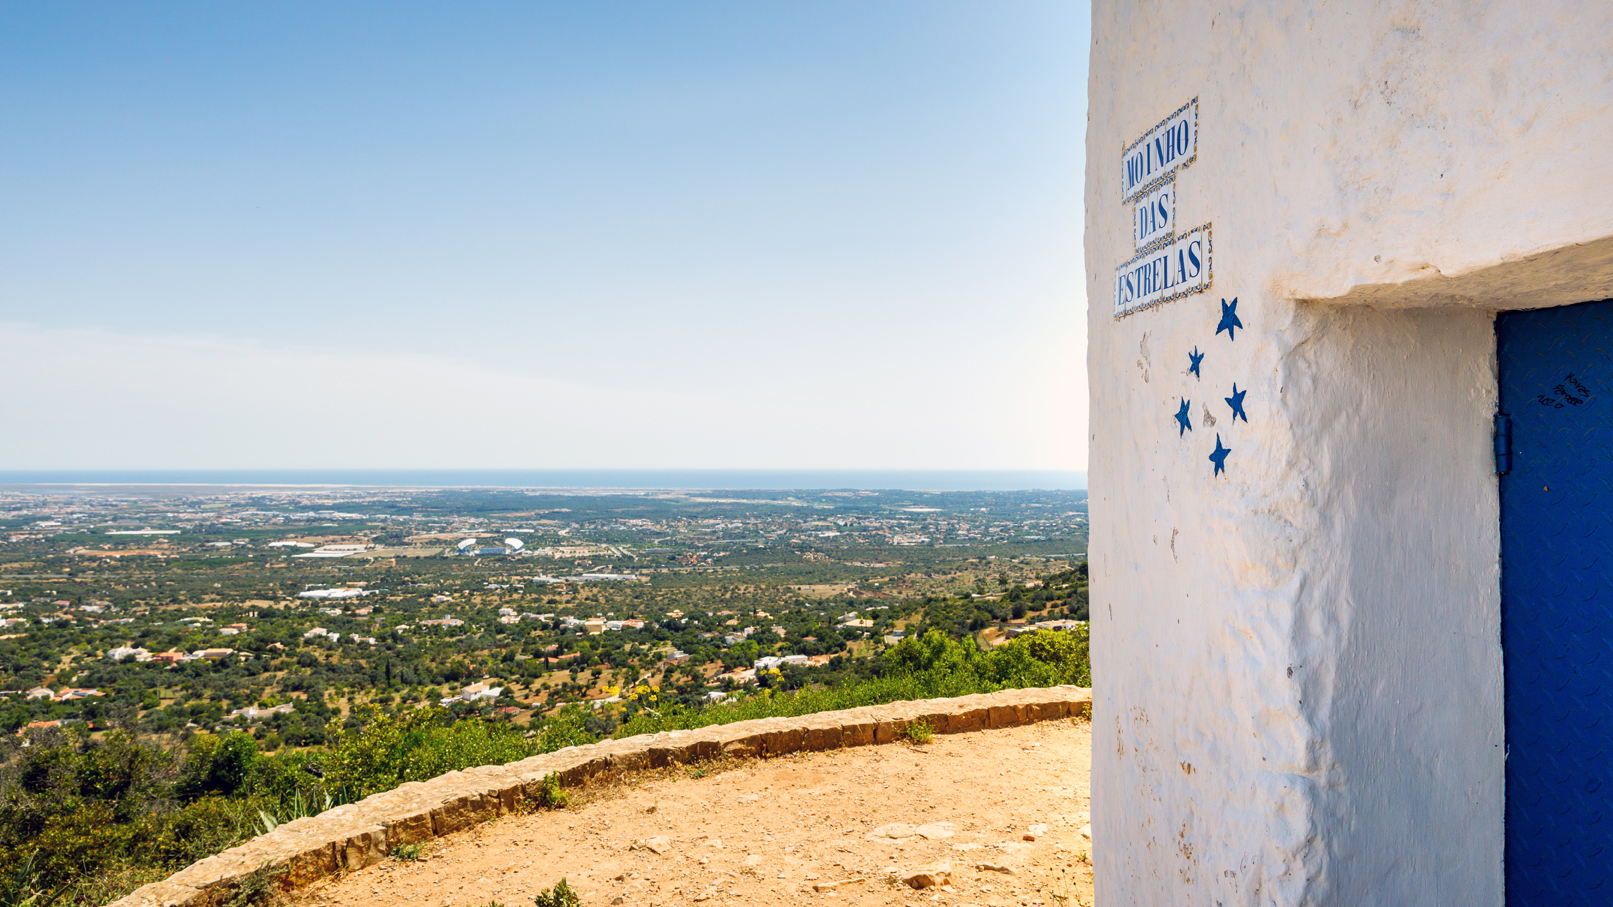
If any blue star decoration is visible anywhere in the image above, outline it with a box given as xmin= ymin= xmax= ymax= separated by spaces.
xmin=1188 ymin=347 xmax=1204 ymax=378
xmin=1216 ymin=297 xmax=1243 ymax=341
xmin=1174 ymin=398 xmax=1192 ymax=436
xmin=1225 ymin=383 xmax=1248 ymax=422
xmin=1209 ymin=434 xmax=1232 ymax=476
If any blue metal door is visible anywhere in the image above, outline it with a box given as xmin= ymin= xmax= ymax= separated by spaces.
xmin=1499 ymin=299 xmax=1613 ymax=904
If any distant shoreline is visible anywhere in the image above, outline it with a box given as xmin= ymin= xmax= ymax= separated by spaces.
xmin=0 ymin=468 xmax=1087 ymax=492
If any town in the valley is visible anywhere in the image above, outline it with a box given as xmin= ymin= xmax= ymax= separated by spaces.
xmin=0 ymin=485 xmax=1089 ymax=742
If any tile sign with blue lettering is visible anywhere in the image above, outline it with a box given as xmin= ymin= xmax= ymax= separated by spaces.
xmin=1120 ymin=97 xmax=1197 ymax=202
xmin=1115 ymin=225 xmax=1212 ymax=317
xmin=1115 ymin=98 xmax=1210 ymax=319
xmin=1134 ymin=177 xmax=1175 ymax=250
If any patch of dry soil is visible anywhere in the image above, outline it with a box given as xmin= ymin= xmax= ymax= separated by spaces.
xmin=294 ymin=718 xmax=1093 ymax=907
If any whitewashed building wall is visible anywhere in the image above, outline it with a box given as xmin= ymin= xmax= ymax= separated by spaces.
xmin=1084 ymin=1 xmax=1613 ymax=904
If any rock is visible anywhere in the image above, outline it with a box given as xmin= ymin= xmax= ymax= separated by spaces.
xmin=735 ymin=794 xmax=760 ymax=804
xmin=632 ymin=836 xmax=672 ymax=855
xmin=869 ymin=823 xmax=919 ymax=840
xmin=1079 ymin=823 xmax=1092 ymax=841
xmin=812 ymin=878 xmax=864 ymax=892
xmin=976 ymin=862 xmax=1014 ymax=874
xmin=868 ymin=822 xmax=955 ymax=841
xmin=1022 ymin=833 xmax=1037 ymax=841
xmin=1028 ymin=824 xmax=1048 ymax=836
xmin=703 ymin=838 xmax=723 ymax=849
xmin=902 ymin=864 xmax=952 ymax=889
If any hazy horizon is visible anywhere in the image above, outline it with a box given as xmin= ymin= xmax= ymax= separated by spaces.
xmin=0 ymin=467 xmax=1088 ymax=493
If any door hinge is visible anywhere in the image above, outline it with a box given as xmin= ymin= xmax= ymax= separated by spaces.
xmin=1495 ymin=413 xmax=1512 ymax=475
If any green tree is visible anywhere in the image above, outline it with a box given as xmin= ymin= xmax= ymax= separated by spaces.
xmin=178 ymin=731 xmax=259 ymax=799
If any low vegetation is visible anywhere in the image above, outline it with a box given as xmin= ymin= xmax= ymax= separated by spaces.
xmin=901 ymin=718 xmax=934 ymax=745
xmin=0 ymin=627 xmax=1085 ymax=906
xmin=532 ymin=878 xmax=582 ymax=907
xmin=535 ymin=771 xmax=570 ymax=810
xmin=0 ymin=488 xmax=1088 ymax=906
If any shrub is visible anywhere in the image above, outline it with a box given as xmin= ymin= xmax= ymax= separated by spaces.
xmin=535 ymin=773 xmax=570 ymax=810
xmin=0 ymin=626 xmax=1088 ymax=906
xmin=530 ymin=705 xmax=592 ymax=753
xmin=144 ymin=797 xmax=255 ymax=869
xmin=982 ymin=626 xmax=1091 ymax=688
xmin=178 ymin=732 xmax=259 ymax=799
xmin=321 ymin=707 xmax=533 ymax=798
xmin=901 ymin=720 xmax=934 ymax=745
xmin=24 ymin=802 xmax=138 ymax=893
xmin=533 ymin=878 xmax=581 ymax=907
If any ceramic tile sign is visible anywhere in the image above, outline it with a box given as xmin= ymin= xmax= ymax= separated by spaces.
xmin=1120 ymin=97 xmax=1197 ymax=203
xmin=1133 ymin=176 xmax=1175 ymax=251
xmin=1114 ymin=224 xmax=1212 ymax=318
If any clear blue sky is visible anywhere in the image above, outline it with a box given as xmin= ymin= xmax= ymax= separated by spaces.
xmin=0 ymin=2 xmax=1090 ymax=471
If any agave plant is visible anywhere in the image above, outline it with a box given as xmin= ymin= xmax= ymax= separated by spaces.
xmin=255 ymin=789 xmax=335 ymax=836
xmin=0 ymin=850 xmax=60 ymax=907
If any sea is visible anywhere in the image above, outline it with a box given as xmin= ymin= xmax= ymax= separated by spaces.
xmin=0 ymin=469 xmax=1086 ymax=492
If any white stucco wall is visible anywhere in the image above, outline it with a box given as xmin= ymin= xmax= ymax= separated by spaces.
xmin=1086 ymin=2 xmax=1613 ymax=904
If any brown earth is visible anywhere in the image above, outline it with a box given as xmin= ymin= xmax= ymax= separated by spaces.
xmin=292 ymin=718 xmax=1094 ymax=907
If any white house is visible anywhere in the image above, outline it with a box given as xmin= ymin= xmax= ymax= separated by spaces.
xmin=226 ymin=703 xmax=295 ymax=722
xmin=440 ymin=682 xmax=502 ymax=707
xmin=1087 ymin=2 xmax=1613 ymax=904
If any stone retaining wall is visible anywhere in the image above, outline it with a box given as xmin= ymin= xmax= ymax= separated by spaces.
xmin=110 ymin=685 xmax=1091 ymax=907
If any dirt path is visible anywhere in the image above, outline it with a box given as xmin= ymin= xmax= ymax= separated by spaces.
xmin=293 ymin=717 xmax=1094 ymax=907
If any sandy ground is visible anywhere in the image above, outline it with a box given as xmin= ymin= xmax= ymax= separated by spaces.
xmin=293 ymin=717 xmax=1094 ymax=907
